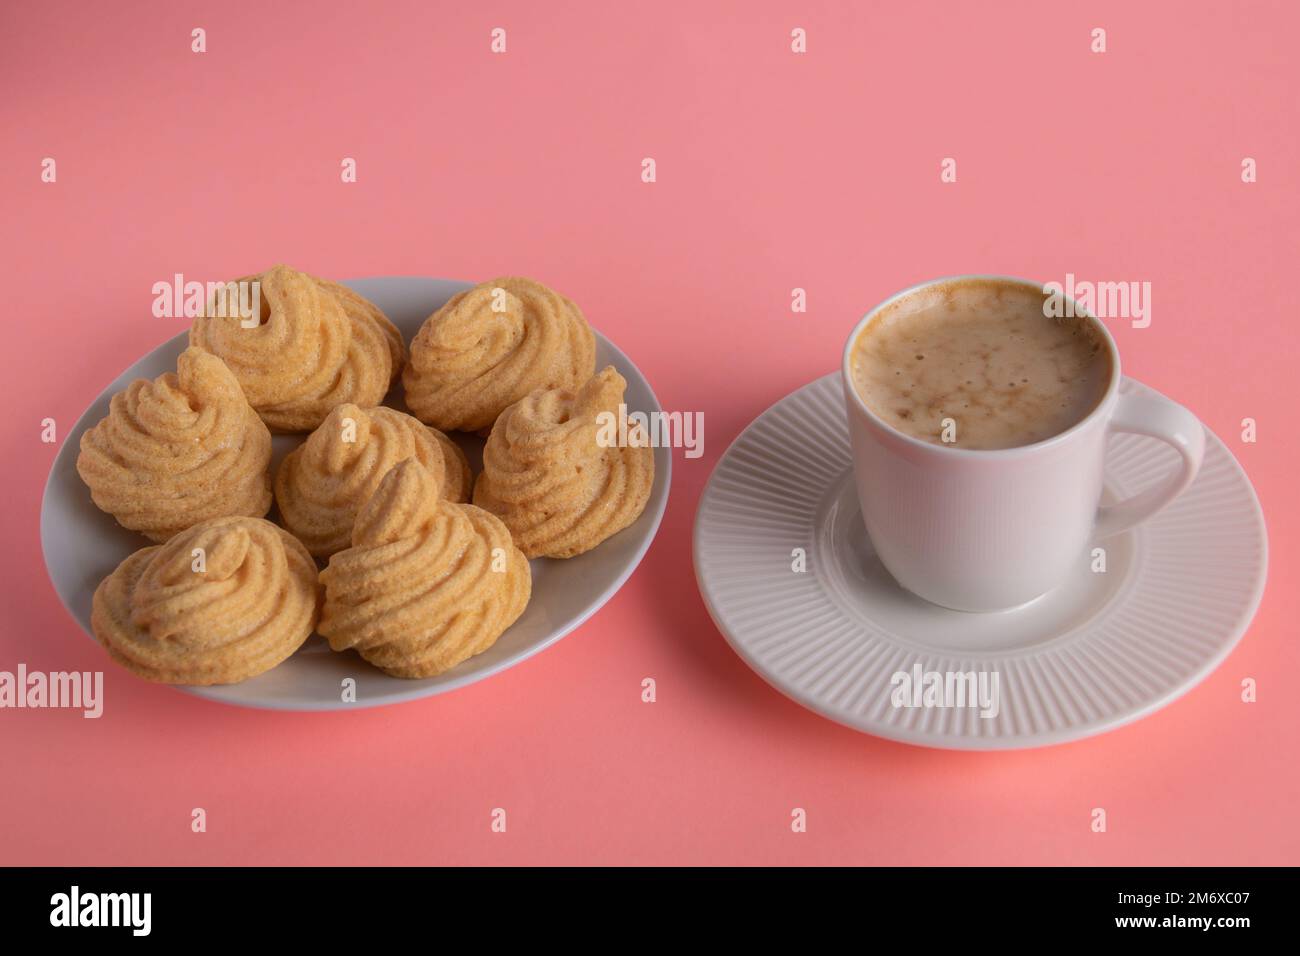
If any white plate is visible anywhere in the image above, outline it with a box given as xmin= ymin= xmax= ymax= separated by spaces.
xmin=693 ymin=373 xmax=1267 ymax=750
xmin=41 ymin=276 xmax=670 ymax=711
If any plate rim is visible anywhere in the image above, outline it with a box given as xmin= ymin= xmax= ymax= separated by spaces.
xmin=40 ymin=275 xmax=671 ymax=712
xmin=692 ymin=372 xmax=1268 ymax=751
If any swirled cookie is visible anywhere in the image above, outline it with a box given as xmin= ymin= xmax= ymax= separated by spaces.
xmin=402 ymin=276 xmax=596 ymax=432
xmin=91 ymin=516 xmax=319 ymax=684
xmin=189 ymin=264 xmax=406 ymax=432
xmin=473 ymin=366 xmax=654 ymax=558
xmin=274 ymin=403 xmax=472 ymax=558
xmin=319 ymin=459 xmax=531 ymax=678
xmin=76 ymin=348 xmax=272 ymax=541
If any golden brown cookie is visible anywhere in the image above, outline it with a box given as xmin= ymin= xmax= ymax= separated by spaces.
xmin=76 ymin=348 xmax=272 ymax=541
xmin=189 ymin=264 xmax=406 ymax=432
xmin=473 ymin=366 xmax=654 ymax=558
xmin=274 ymin=403 xmax=472 ymax=558
xmin=402 ymin=276 xmax=596 ymax=432
xmin=319 ymin=459 xmax=531 ymax=678
xmin=91 ymin=516 xmax=319 ymax=684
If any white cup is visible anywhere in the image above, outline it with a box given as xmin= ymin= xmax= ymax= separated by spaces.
xmin=841 ymin=275 xmax=1206 ymax=612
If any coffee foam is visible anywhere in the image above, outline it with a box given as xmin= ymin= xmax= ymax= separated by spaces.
xmin=850 ymin=279 xmax=1112 ymax=450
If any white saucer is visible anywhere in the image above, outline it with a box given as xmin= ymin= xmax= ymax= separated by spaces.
xmin=41 ymin=276 xmax=671 ymax=711
xmin=693 ymin=373 xmax=1267 ymax=749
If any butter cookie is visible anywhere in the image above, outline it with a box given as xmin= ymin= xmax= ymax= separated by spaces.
xmin=189 ymin=264 xmax=405 ymax=432
xmin=473 ymin=366 xmax=654 ymax=558
xmin=91 ymin=516 xmax=318 ymax=684
xmin=274 ymin=403 xmax=471 ymax=558
xmin=76 ymin=348 xmax=272 ymax=541
xmin=402 ymin=276 xmax=595 ymax=432
xmin=319 ymin=460 xmax=531 ymax=678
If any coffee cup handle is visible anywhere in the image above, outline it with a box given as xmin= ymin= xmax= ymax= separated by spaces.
xmin=1094 ymin=390 xmax=1206 ymax=540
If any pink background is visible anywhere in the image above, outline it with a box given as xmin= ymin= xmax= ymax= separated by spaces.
xmin=2 ymin=0 xmax=1297 ymax=865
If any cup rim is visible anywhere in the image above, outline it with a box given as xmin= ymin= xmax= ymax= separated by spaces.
xmin=841 ymin=274 xmax=1122 ymax=458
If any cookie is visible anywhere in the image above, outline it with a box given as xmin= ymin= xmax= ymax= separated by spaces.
xmin=473 ymin=366 xmax=654 ymax=558
xmin=76 ymin=348 xmax=272 ymax=541
xmin=402 ymin=276 xmax=596 ymax=432
xmin=319 ymin=459 xmax=531 ymax=678
xmin=274 ymin=403 xmax=472 ymax=558
xmin=189 ymin=264 xmax=406 ymax=432
xmin=91 ymin=516 xmax=319 ymax=684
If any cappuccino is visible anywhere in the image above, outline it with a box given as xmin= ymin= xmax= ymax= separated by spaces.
xmin=849 ymin=279 xmax=1111 ymax=450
